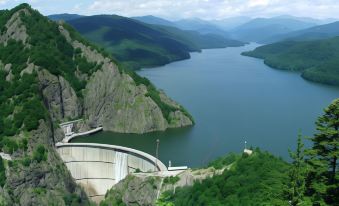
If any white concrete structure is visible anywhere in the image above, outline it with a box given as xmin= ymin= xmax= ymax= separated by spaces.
xmin=59 ymin=119 xmax=103 ymax=143
xmin=244 ymin=149 xmax=253 ymax=155
xmin=62 ymin=127 xmax=103 ymax=143
xmin=168 ymin=166 xmax=188 ymax=171
xmin=0 ymin=152 xmax=12 ymax=161
xmin=56 ymin=142 xmax=167 ymax=202
xmin=60 ymin=119 xmax=82 ymax=136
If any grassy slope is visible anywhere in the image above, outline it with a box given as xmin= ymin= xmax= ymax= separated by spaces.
xmin=242 ymin=37 xmax=339 ymax=86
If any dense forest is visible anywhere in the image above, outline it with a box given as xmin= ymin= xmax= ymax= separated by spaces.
xmin=242 ymin=37 xmax=339 ymax=86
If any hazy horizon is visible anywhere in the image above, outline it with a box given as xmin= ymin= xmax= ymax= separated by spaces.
xmin=1 ymin=0 xmax=339 ymax=21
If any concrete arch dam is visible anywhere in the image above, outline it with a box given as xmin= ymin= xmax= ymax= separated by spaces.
xmin=56 ymin=143 xmax=167 ymax=202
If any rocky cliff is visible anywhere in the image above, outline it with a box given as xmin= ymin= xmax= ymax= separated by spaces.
xmin=58 ymin=25 xmax=193 ymax=133
xmin=0 ymin=3 xmax=193 ymax=205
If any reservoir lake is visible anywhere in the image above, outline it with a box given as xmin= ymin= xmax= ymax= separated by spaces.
xmin=73 ymin=43 xmax=339 ymax=168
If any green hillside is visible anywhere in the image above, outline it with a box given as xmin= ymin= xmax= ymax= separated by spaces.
xmin=242 ymin=37 xmax=339 ymax=86
xmin=158 ymin=150 xmax=290 ymax=205
xmin=65 ymin=15 xmax=244 ymax=70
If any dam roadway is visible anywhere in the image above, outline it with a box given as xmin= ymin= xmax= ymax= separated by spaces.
xmin=56 ymin=142 xmax=167 ymax=202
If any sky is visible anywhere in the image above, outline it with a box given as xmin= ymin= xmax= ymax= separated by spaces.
xmin=0 ymin=0 xmax=339 ymax=20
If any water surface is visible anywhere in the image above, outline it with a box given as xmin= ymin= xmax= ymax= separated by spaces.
xmin=74 ymin=43 xmax=339 ymax=167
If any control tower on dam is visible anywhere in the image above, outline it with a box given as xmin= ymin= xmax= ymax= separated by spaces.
xmin=56 ymin=142 xmax=167 ymax=202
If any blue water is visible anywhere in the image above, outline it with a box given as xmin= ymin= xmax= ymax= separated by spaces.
xmin=74 ymin=43 xmax=339 ymax=167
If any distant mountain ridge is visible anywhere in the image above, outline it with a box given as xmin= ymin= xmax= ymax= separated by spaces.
xmin=264 ymin=21 xmax=339 ymax=43
xmin=210 ymin=16 xmax=252 ymax=30
xmin=50 ymin=13 xmax=335 ymax=45
xmin=48 ymin=13 xmax=84 ymax=21
xmin=132 ymin=15 xmax=176 ymax=27
xmin=50 ymin=14 xmax=244 ymax=70
xmin=230 ymin=17 xmax=317 ymax=43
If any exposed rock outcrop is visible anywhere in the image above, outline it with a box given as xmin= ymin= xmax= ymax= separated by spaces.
xmin=0 ymin=8 xmax=28 ymax=45
xmin=84 ymin=66 xmax=167 ymax=133
xmin=38 ymin=69 xmax=82 ymax=121
xmin=59 ymin=26 xmax=193 ymax=133
xmin=3 ymin=121 xmax=90 ymax=206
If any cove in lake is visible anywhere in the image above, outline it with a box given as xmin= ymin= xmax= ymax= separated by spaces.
xmin=73 ymin=43 xmax=339 ymax=168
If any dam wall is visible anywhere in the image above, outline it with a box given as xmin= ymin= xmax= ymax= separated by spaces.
xmin=56 ymin=143 xmax=167 ymax=202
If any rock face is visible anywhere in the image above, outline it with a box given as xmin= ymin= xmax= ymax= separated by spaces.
xmin=58 ymin=26 xmax=193 ymax=133
xmin=0 ymin=8 xmax=28 ymax=44
xmin=38 ymin=69 xmax=82 ymax=121
xmin=84 ymin=66 xmax=167 ymax=133
xmin=2 ymin=121 xmax=90 ymax=206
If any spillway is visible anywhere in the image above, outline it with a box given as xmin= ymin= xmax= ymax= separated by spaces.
xmin=56 ymin=142 xmax=167 ymax=203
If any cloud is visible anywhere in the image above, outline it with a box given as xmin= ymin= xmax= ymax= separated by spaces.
xmin=1 ymin=0 xmax=339 ymax=20
xmin=83 ymin=0 xmax=339 ymax=19
xmin=248 ymin=0 xmax=270 ymax=7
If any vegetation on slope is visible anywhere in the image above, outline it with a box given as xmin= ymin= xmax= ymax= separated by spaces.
xmin=0 ymin=3 xmax=100 ymax=154
xmin=158 ymin=151 xmax=290 ymax=205
xmin=242 ymin=37 xmax=339 ymax=86
xmin=66 ymin=15 xmax=194 ymax=70
xmin=0 ymin=5 xmax=97 ymax=204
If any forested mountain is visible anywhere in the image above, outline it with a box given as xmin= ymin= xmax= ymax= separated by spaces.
xmin=242 ymin=36 xmax=339 ymax=86
xmin=64 ymin=15 xmax=244 ymax=70
xmin=66 ymin=15 xmax=194 ymax=70
xmin=0 ymin=4 xmax=193 ymax=205
xmin=264 ymin=21 xmax=339 ymax=43
xmin=230 ymin=17 xmax=317 ymax=43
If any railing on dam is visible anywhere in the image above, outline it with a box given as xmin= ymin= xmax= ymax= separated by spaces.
xmin=56 ymin=142 xmax=167 ymax=202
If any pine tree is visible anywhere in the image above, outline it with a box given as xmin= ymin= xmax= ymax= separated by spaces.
xmin=288 ymin=132 xmax=309 ymax=206
xmin=306 ymin=98 xmax=339 ymax=205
